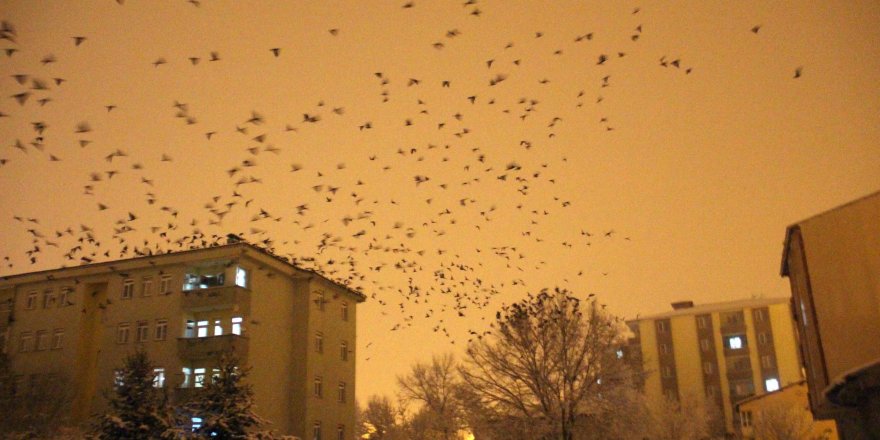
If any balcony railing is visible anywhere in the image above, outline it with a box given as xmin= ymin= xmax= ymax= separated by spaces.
xmin=181 ymin=285 xmax=250 ymax=314
xmin=177 ymin=334 xmax=249 ymax=361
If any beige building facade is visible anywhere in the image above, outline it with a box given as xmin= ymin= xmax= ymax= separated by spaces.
xmin=627 ymin=298 xmax=804 ymax=434
xmin=0 ymin=239 xmax=364 ymax=439
xmin=781 ymin=190 xmax=880 ymax=439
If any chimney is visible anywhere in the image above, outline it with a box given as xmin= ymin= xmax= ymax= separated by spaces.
xmin=671 ymin=300 xmax=694 ymax=310
xmin=227 ymin=233 xmax=242 ymax=244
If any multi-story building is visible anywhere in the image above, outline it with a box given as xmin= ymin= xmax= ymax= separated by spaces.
xmin=781 ymin=190 xmax=880 ymax=439
xmin=0 ymin=236 xmax=364 ymax=439
xmin=627 ymin=298 xmax=803 ymax=434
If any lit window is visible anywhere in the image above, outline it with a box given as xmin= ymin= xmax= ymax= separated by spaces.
xmin=155 ymin=319 xmax=168 ymax=341
xmin=765 ymin=378 xmax=780 ymax=392
xmin=214 ymin=319 xmax=223 ymax=336
xmin=137 ymin=321 xmax=149 ymax=342
xmin=25 ymin=291 xmax=37 ymax=310
xmin=117 ymin=323 xmax=130 ymax=344
xmin=58 ymin=287 xmax=72 ymax=307
xmin=727 ymin=336 xmax=743 ymax=350
xmin=159 ymin=275 xmax=172 ymax=295
xmin=19 ymin=332 xmax=34 ymax=352
xmin=231 ymin=317 xmax=243 ymax=335
xmin=341 ymin=341 xmax=348 ymax=361
xmin=197 ymin=321 xmax=209 ymax=338
xmin=341 ymin=302 xmax=349 ymax=321
xmin=52 ymin=329 xmax=64 ymax=350
xmin=43 ymin=289 xmax=56 ymax=309
xmin=153 ymin=368 xmax=165 ymax=388
xmin=182 ymin=367 xmax=192 ymax=388
xmin=114 ymin=370 xmax=124 ymax=387
xmin=122 ymin=279 xmax=134 ymax=299
xmin=315 ymin=332 xmax=324 ymax=354
xmin=142 ymin=277 xmax=153 ymax=297
xmin=235 ymin=266 xmax=248 ymax=288
xmin=192 ymin=417 xmax=203 ymax=431
xmin=337 ymin=382 xmax=346 ymax=403
xmin=194 ymin=368 xmax=206 ymax=388
xmin=314 ymin=376 xmax=323 ymax=398
xmin=616 ymin=349 xmax=624 ymax=359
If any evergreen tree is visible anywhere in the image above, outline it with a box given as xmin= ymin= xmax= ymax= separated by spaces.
xmin=185 ymin=354 xmax=267 ymax=439
xmin=92 ymin=349 xmax=177 ymax=440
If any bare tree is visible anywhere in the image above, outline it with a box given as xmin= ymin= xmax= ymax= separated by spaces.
xmin=360 ymin=395 xmax=408 ymax=440
xmin=751 ymin=398 xmax=814 ymax=440
xmin=646 ymin=393 xmax=724 ymax=440
xmin=0 ymin=352 xmax=77 ymax=439
xmin=458 ymin=287 xmax=636 ymax=440
xmin=397 ymin=353 xmax=462 ymax=440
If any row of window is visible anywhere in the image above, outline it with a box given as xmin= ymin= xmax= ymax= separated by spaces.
xmin=314 ymin=290 xmax=350 ymax=321
xmin=185 ymin=317 xmax=244 ymax=338
xmin=117 ymin=319 xmax=168 ymax=344
xmin=656 ymin=309 xmax=767 ymax=332
xmin=663 ymin=356 xmax=775 ymax=378
xmin=24 ymin=287 xmax=74 ymax=310
xmin=122 ymin=274 xmax=174 ymax=299
xmin=312 ymin=376 xmax=347 ymax=403
xmin=315 ymin=332 xmax=350 ymax=362
xmin=309 ymin=421 xmax=346 ymax=440
xmin=18 ymin=328 xmax=64 ymax=352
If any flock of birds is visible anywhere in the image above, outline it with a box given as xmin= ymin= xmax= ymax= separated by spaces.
xmin=0 ymin=2 xmax=802 ymax=351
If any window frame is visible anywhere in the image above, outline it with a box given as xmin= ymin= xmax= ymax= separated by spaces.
xmin=159 ymin=275 xmax=172 ymax=295
xmin=315 ymin=332 xmax=324 ymax=354
xmin=136 ymin=321 xmax=149 ymax=342
xmin=142 ymin=277 xmax=153 ymax=297
xmin=19 ymin=332 xmax=34 ymax=352
xmin=122 ymin=279 xmax=134 ymax=300
xmin=314 ymin=376 xmax=323 ymax=398
xmin=58 ymin=287 xmax=73 ymax=307
xmin=43 ymin=289 xmax=56 ymax=309
xmin=51 ymin=328 xmax=64 ymax=350
xmin=155 ymin=319 xmax=168 ymax=341
xmin=25 ymin=291 xmax=37 ymax=310
xmin=117 ymin=323 xmax=131 ymax=344
xmin=35 ymin=330 xmax=49 ymax=351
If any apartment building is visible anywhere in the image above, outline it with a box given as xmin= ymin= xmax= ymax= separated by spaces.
xmin=627 ymin=297 xmax=803 ymax=434
xmin=0 ymin=237 xmax=364 ymax=439
xmin=781 ymin=190 xmax=880 ymax=439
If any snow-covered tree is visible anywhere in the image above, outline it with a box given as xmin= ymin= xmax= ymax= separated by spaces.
xmin=92 ymin=349 xmax=177 ymax=440
xmin=184 ymin=354 xmax=267 ymax=439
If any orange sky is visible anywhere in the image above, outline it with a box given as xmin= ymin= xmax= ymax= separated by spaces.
xmin=1 ymin=0 xmax=878 ymax=403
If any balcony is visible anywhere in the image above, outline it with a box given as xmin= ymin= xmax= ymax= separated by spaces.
xmin=177 ymin=334 xmax=249 ymax=361
xmin=181 ymin=285 xmax=250 ymax=314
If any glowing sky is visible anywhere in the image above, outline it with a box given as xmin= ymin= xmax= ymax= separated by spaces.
xmin=1 ymin=0 xmax=878 ymax=402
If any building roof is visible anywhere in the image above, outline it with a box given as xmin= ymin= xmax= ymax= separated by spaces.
xmin=628 ymin=296 xmax=790 ymax=322
xmin=0 ymin=238 xmax=367 ymax=302
xmin=780 ymin=189 xmax=880 ymax=277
